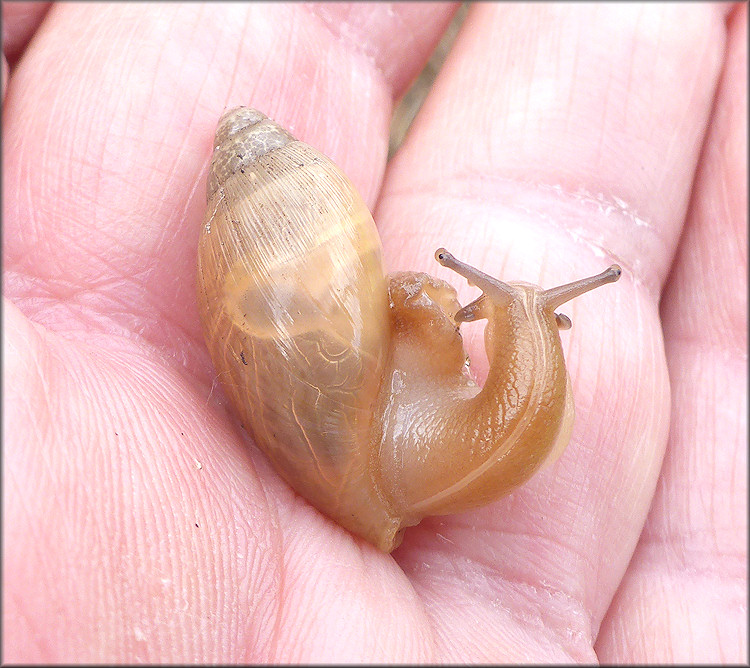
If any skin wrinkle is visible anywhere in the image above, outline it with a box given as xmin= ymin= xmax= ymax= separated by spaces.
xmin=8 ymin=267 xmax=206 ymax=360
xmin=5 ymin=402 xmax=52 ymax=600
xmin=218 ymin=8 xmax=256 ymax=115
xmin=302 ymin=4 xmax=396 ymax=93
xmin=153 ymin=162 xmax=199 ymax=264
xmin=582 ymin=353 xmax=662 ymax=623
xmin=86 ymin=54 xmax=119 ymax=223
xmin=140 ymin=10 xmax=179 ymax=130
xmin=662 ymin=27 xmax=718 ymax=190
xmin=384 ymin=163 xmax=661 ymax=239
xmin=403 ymin=549 xmax=499 ymax=661
xmin=10 ymin=136 xmax=219 ymax=366
xmin=563 ymin=19 xmax=582 ymax=133
xmin=15 ymin=339 xmax=105 ymax=653
xmin=401 ymin=572 xmax=439 ymax=662
xmin=107 ymin=17 xmax=150 ymax=164
xmin=187 ymin=30 xmax=223 ymax=127
xmin=4 ymin=117 xmax=32 ymax=243
xmin=429 ymin=570 xmax=588 ymax=662
xmin=262 ymin=486 xmax=286 ymax=664
xmin=26 ymin=90 xmax=59 ymax=252
xmin=383 ymin=174 xmax=649 ymax=295
xmin=417 ymin=529 xmax=595 ymax=656
xmin=265 ymin=11 xmax=392 ymax=206
xmin=17 ymin=164 xmax=145 ymax=278
xmin=269 ymin=520 xmax=341 ymax=661
xmin=274 ymin=514 xmax=332 ymax=657
xmin=12 ymin=594 xmax=41 ymax=657
xmin=224 ymin=480 xmax=277 ymax=661
xmin=113 ymin=355 xmax=284 ymax=662
xmin=279 ymin=13 xmax=316 ymax=118
xmin=643 ymin=494 xmax=743 ymax=579
xmin=619 ymin=7 xmax=640 ymax=130
xmin=593 ymin=43 xmax=615 ymax=173
xmin=267 ymin=12 xmax=297 ymax=116
xmin=20 ymin=327 xmax=58 ymax=478
xmin=633 ymin=533 xmax=746 ymax=585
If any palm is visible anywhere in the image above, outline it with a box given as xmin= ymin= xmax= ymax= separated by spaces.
xmin=3 ymin=2 xmax=746 ymax=663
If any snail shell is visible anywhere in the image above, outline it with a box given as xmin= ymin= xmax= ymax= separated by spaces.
xmin=196 ymin=107 xmax=621 ymax=552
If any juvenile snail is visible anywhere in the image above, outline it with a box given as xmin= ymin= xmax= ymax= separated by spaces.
xmin=196 ymin=107 xmax=621 ymax=552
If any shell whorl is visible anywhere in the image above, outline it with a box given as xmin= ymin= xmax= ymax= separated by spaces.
xmin=207 ymin=107 xmax=295 ymax=201
xmin=198 ymin=107 xmax=404 ymax=550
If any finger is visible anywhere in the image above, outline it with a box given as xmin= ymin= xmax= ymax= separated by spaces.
xmin=374 ymin=2 xmax=731 ymax=660
xmin=2 ymin=1 xmax=51 ymax=65
xmin=596 ymin=4 xmax=748 ymax=662
xmin=2 ymin=2 xmax=457 ymax=377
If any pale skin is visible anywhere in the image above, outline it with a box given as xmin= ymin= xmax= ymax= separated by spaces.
xmin=3 ymin=2 xmax=746 ymax=663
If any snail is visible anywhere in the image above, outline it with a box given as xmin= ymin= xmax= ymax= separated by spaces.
xmin=196 ymin=107 xmax=621 ymax=552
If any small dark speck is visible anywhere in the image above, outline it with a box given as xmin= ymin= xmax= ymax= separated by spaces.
xmin=240 ymin=351 xmax=248 ymax=365
xmin=236 ymin=153 xmax=243 ymax=159
xmin=240 ymin=168 xmax=245 ymax=174
xmin=195 ymin=523 xmax=199 ymax=528
xmin=115 ymin=431 xmax=118 ymax=436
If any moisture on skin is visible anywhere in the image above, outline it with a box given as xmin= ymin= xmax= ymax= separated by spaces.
xmin=196 ymin=107 xmax=622 ymax=552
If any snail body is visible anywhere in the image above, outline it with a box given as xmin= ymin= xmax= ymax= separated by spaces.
xmin=196 ymin=107 xmax=621 ymax=552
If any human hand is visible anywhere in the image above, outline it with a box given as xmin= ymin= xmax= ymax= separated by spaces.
xmin=3 ymin=2 xmax=746 ymax=662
